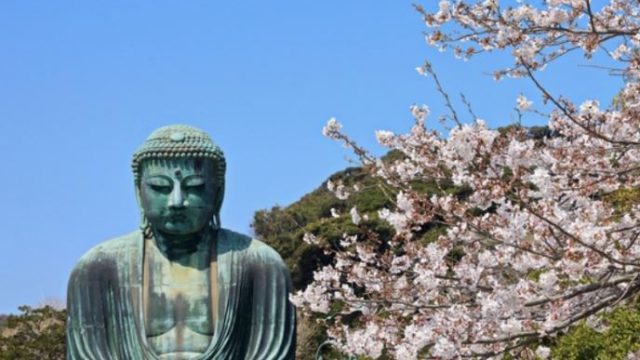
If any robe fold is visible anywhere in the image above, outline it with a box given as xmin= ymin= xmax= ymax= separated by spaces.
xmin=66 ymin=228 xmax=296 ymax=360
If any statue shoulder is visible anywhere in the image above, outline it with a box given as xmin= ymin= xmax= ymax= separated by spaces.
xmin=248 ymin=237 xmax=286 ymax=264
xmin=218 ymin=228 xmax=286 ymax=266
xmin=71 ymin=230 xmax=141 ymax=274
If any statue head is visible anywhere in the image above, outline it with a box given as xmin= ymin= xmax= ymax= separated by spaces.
xmin=132 ymin=125 xmax=226 ymax=235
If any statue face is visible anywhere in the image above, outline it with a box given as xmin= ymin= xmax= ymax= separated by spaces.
xmin=139 ymin=158 xmax=218 ymax=235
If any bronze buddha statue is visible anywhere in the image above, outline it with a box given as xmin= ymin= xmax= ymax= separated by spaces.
xmin=66 ymin=125 xmax=296 ymax=359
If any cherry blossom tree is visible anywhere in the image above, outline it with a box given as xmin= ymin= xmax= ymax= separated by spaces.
xmin=292 ymin=1 xmax=640 ymax=358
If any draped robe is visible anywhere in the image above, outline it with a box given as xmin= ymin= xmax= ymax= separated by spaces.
xmin=66 ymin=228 xmax=296 ymax=359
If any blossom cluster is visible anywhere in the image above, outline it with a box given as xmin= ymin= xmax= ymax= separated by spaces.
xmin=416 ymin=0 xmax=640 ymax=79
xmin=293 ymin=1 xmax=640 ymax=358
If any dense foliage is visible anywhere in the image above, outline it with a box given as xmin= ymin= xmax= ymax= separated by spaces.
xmin=0 ymin=306 xmax=66 ymax=360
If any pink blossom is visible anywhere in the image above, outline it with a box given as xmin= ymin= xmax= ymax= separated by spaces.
xmin=516 ymin=94 xmax=533 ymax=111
xmin=296 ymin=1 xmax=640 ymax=357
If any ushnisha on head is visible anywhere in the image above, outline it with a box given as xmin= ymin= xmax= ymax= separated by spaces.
xmin=132 ymin=125 xmax=226 ymax=234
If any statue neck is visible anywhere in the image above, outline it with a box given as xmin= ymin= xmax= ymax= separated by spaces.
xmin=150 ymin=227 xmax=212 ymax=260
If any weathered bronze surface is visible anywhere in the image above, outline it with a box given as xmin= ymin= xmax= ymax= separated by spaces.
xmin=66 ymin=125 xmax=296 ymax=359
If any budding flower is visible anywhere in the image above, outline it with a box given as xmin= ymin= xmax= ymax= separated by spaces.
xmin=375 ymin=130 xmax=395 ymax=145
xmin=438 ymin=0 xmax=450 ymax=13
xmin=580 ymin=100 xmax=600 ymax=116
xmin=326 ymin=179 xmax=335 ymax=191
xmin=350 ymin=207 xmax=362 ymax=225
xmin=410 ymin=104 xmax=430 ymax=122
xmin=302 ymin=232 xmax=319 ymax=245
xmin=322 ymin=117 xmax=343 ymax=139
xmin=536 ymin=346 xmax=551 ymax=359
xmin=516 ymin=94 xmax=533 ymax=111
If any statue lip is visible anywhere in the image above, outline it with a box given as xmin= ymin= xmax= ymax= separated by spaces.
xmin=167 ymin=213 xmax=187 ymax=222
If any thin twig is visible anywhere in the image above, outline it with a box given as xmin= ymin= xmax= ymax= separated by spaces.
xmin=423 ymin=61 xmax=463 ymax=127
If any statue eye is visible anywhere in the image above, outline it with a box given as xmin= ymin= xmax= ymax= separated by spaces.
xmin=184 ymin=176 xmax=205 ymax=188
xmin=145 ymin=177 xmax=172 ymax=193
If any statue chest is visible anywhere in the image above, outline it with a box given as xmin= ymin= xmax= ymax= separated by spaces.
xmin=143 ymin=243 xmax=215 ymax=357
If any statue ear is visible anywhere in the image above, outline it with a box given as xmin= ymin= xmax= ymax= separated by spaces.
xmin=135 ymin=183 xmax=142 ymax=208
xmin=134 ymin=182 xmax=148 ymax=230
xmin=212 ymin=183 xmax=224 ymax=229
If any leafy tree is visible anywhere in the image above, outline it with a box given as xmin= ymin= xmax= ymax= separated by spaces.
xmin=551 ymin=305 xmax=640 ymax=359
xmin=0 ymin=305 xmax=66 ymax=360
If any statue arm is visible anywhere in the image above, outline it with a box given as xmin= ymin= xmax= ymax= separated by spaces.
xmin=244 ymin=243 xmax=297 ymax=360
xmin=66 ymin=256 xmax=114 ymax=360
xmin=66 ymin=243 xmax=145 ymax=360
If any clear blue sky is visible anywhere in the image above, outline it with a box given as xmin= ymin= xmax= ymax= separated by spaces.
xmin=0 ymin=0 xmax=622 ymax=313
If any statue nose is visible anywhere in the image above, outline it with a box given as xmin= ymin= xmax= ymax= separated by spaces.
xmin=168 ymin=186 xmax=186 ymax=209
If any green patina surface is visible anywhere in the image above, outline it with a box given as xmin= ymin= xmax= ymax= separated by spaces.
xmin=66 ymin=125 xmax=296 ymax=359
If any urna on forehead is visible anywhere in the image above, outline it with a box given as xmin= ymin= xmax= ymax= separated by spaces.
xmin=131 ymin=124 xmax=226 ymax=183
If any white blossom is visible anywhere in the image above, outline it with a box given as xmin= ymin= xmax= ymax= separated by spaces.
xmin=580 ymin=100 xmax=600 ymax=116
xmin=298 ymin=1 xmax=640 ymax=357
xmin=302 ymin=232 xmax=319 ymax=245
xmin=536 ymin=346 xmax=551 ymax=359
xmin=322 ymin=117 xmax=342 ymax=139
xmin=350 ymin=206 xmax=362 ymax=225
xmin=516 ymin=94 xmax=533 ymax=111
